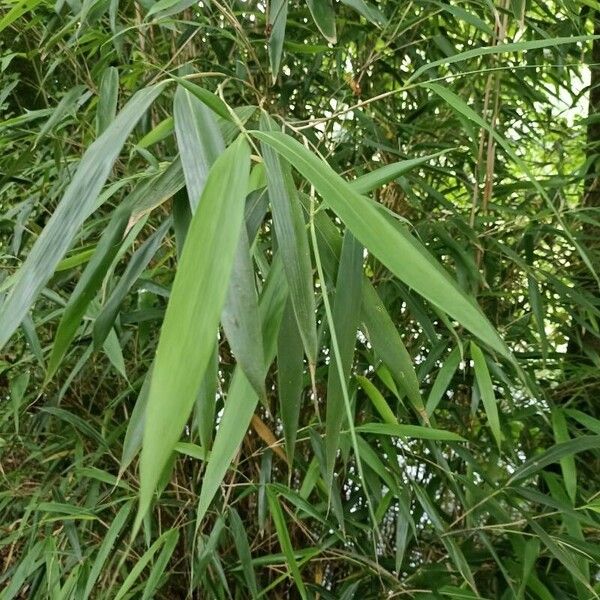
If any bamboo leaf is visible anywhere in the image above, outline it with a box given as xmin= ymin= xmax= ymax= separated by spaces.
xmin=306 ymin=0 xmax=336 ymax=43
xmin=361 ymin=279 xmax=426 ymax=418
xmin=356 ymin=375 xmax=396 ymax=425
xmin=196 ymin=254 xmax=288 ymax=526
xmin=349 ymin=151 xmax=448 ymax=195
xmin=426 ymin=346 xmax=461 ymax=416
xmin=551 ymin=408 xmax=577 ymax=503
xmin=340 ymin=0 xmax=386 ymax=26
xmin=93 ymin=217 xmax=171 ymax=349
xmin=137 ymin=136 xmax=251 ymax=528
xmin=355 ymin=422 xmax=465 ymax=441
xmin=259 ymin=115 xmax=317 ymax=368
xmin=325 ymin=231 xmax=363 ymax=480
xmin=229 ymin=508 xmax=259 ymax=597
xmin=83 ymin=502 xmax=132 ymax=599
xmin=267 ymin=487 xmax=309 ymax=599
xmin=268 ymin=0 xmax=288 ymax=82
xmin=221 ymin=225 xmax=265 ymax=397
xmin=510 ymin=436 xmax=600 ymax=484
xmin=408 ymin=35 xmax=596 ymax=83
xmin=471 ymin=341 xmax=503 ymax=448
xmin=174 ymin=85 xmax=225 ymax=212
xmin=96 ymin=67 xmax=119 ymax=136
xmin=277 ymin=298 xmax=305 ymax=466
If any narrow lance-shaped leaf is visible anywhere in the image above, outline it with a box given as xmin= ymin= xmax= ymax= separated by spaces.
xmin=137 ymin=136 xmax=251 ymax=528
xmin=340 ymin=0 xmax=386 ymax=27
xmin=113 ymin=529 xmax=179 ymax=600
xmin=355 ymin=422 xmax=464 ymax=441
xmin=325 ymin=231 xmax=363 ymax=482
xmin=407 ymin=35 xmax=597 ymax=83
xmin=93 ymin=217 xmax=172 ymax=349
xmin=425 ymin=346 xmax=461 ymax=416
xmin=306 ymin=0 xmax=336 ymax=43
xmin=83 ymin=502 xmax=132 ymax=599
xmin=259 ymin=114 xmax=317 ymax=368
xmin=266 ymin=486 xmax=309 ymax=600
xmin=37 ymin=85 xmax=88 ymax=143
xmin=361 ymin=279 xmax=426 ymax=418
xmin=509 ymin=435 xmax=600 ymax=484
xmin=0 ymin=83 xmax=166 ymax=351
xmin=349 ymin=151 xmax=448 ymax=195
xmin=252 ymin=130 xmax=511 ymax=361
xmin=268 ymin=0 xmax=288 ymax=82
xmin=551 ymin=408 xmax=577 ymax=503
xmin=96 ymin=67 xmax=119 ymax=136
xmin=228 ymin=508 xmax=259 ymax=597
xmin=172 ymin=76 xmax=233 ymax=122
xmin=196 ymin=254 xmax=288 ymax=526
xmin=356 ymin=375 xmax=397 ymax=425
xmin=471 ymin=341 xmax=503 ymax=448
xmin=193 ymin=346 xmax=218 ymax=451
xmin=174 ymin=85 xmax=224 ymax=212
xmin=121 ymin=368 xmax=152 ymax=474
xmin=277 ymin=298 xmax=305 ymax=466
xmin=221 ymin=226 xmax=265 ymax=397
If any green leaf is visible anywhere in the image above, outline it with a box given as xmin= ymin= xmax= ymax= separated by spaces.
xmin=0 ymin=0 xmax=45 ymax=33
xmin=551 ymin=408 xmax=577 ymax=503
xmin=222 ymin=225 xmax=265 ymax=397
xmin=267 ymin=486 xmax=309 ymax=599
xmin=229 ymin=508 xmax=259 ymax=597
xmin=37 ymin=85 xmax=88 ymax=143
xmin=306 ymin=0 xmax=336 ymax=43
xmin=471 ymin=341 xmax=503 ymax=448
xmin=268 ymin=0 xmax=288 ymax=81
xmin=141 ymin=527 xmax=179 ymax=600
xmin=174 ymin=85 xmax=225 ymax=212
xmin=252 ymin=130 xmax=510 ymax=361
xmin=173 ymin=77 xmax=233 ymax=122
xmin=103 ymin=327 xmax=127 ymax=378
xmin=259 ymin=115 xmax=317 ymax=368
xmin=408 ymin=35 xmax=596 ymax=83
xmin=325 ymin=231 xmax=363 ymax=480
xmin=426 ymin=346 xmax=461 ymax=416
xmin=83 ymin=502 xmax=132 ymax=599
xmin=137 ymin=117 xmax=174 ymax=149
xmin=47 ymin=163 xmax=183 ymax=382
xmin=196 ymin=254 xmax=288 ymax=526
xmin=349 ymin=151 xmax=448 ymax=195
xmin=93 ymin=217 xmax=171 ymax=349
xmin=114 ymin=529 xmax=178 ymax=600
xmin=193 ymin=345 xmax=218 ymax=451
xmin=356 ymin=375 xmax=396 ymax=425
xmin=355 ymin=422 xmax=465 ymax=441
xmin=528 ymin=521 xmax=592 ymax=590
xmin=0 ymin=83 xmax=166 ymax=351
xmin=96 ymin=67 xmax=119 ymax=136
xmin=277 ymin=298 xmax=305 ymax=466
xmin=137 ymin=136 xmax=251 ymax=528
xmin=340 ymin=0 xmax=386 ymax=26
xmin=510 ymin=436 xmax=600 ymax=483
xmin=361 ymin=279 xmax=426 ymax=418
xmin=121 ymin=371 xmax=150 ymax=473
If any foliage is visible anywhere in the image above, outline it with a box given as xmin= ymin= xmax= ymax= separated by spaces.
xmin=1 ymin=0 xmax=600 ymax=597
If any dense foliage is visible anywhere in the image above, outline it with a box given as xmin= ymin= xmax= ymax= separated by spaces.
xmin=1 ymin=0 xmax=600 ymax=597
